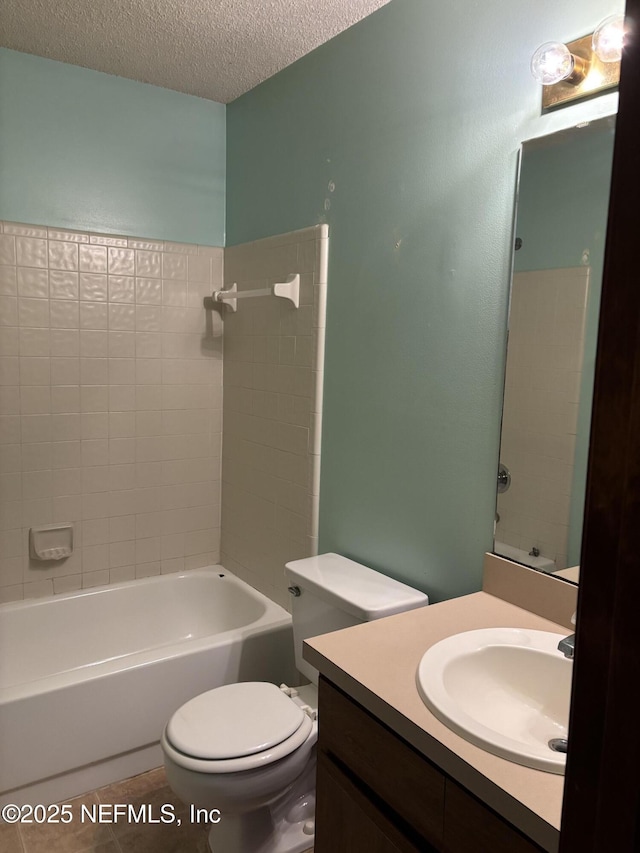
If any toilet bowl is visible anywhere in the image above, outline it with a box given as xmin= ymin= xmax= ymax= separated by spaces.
xmin=162 ymin=681 xmax=318 ymax=853
xmin=161 ymin=553 xmax=429 ymax=853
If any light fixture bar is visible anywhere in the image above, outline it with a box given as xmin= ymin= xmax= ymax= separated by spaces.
xmin=541 ymin=33 xmax=620 ymax=111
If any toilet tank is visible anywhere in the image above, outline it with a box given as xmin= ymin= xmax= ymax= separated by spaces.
xmin=284 ymin=553 xmax=429 ymax=685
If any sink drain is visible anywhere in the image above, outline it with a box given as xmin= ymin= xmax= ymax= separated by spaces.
xmin=548 ymin=738 xmax=568 ymax=753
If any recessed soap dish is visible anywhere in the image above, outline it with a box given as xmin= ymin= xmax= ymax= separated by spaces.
xmin=29 ymin=523 xmax=74 ymax=561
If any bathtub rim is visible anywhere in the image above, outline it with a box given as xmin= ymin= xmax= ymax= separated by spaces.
xmin=0 ymin=566 xmax=291 ymax=703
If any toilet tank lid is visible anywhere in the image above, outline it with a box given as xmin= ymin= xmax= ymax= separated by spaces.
xmin=285 ymin=553 xmax=428 ymax=621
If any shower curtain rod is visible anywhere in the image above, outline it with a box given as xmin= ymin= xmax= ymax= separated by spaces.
xmin=206 ymin=274 xmax=300 ymax=312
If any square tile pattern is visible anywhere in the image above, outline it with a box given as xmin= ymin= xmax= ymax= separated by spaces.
xmin=0 ymin=766 xmax=314 ymax=853
xmin=221 ymin=226 xmax=328 ymax=608
xmin=0 ymin=222 xmax=224 ymax=601
xmin=0 ymin=221 xmax=327 ymax=608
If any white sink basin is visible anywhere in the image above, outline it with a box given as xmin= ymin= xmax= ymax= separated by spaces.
xmin=416 ymin=628 xmax=572 ymax=774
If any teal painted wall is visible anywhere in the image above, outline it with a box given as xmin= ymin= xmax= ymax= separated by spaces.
xmin=514 ymin=126 xmax=615 ymax=566
xmin=227 ymin=0 xmax=621 ymax=601
xmin=0 ymin=49 xmax=226 ymax=245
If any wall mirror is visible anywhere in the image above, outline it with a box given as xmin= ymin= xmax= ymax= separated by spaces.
xmin=494 ymin=115 xmax=616 ymax=583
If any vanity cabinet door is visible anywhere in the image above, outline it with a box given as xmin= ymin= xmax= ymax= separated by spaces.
xmin=316 ymin=751 xmax=431 ymax=853
xmin=443 ymin=781 xmax=545 ymax=853
xmin=316 ymin=677 xmax=547 ymax=853
xmin=318 ymin=677 xmax=445 ymax=848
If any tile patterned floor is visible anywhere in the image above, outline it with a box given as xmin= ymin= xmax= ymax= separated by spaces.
xmin=0 ymin=767 xmax=316 ymax=853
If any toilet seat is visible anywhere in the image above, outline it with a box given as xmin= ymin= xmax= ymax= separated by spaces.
xmin=163 ymin=682 xmax=316 ymax=774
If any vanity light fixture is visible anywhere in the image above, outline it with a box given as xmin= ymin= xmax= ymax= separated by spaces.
xmin=531 ymin=14 xmax=625 ymax=110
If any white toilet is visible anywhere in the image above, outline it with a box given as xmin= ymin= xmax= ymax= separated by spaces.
xmin=161 ymin=553 xmax=429 ymax=853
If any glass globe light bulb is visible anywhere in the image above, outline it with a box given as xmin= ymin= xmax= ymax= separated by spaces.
xmin=592 ymin=14 xmax=625 ymax=63
xmin=530 ymin=42 xmax=574 ymax=85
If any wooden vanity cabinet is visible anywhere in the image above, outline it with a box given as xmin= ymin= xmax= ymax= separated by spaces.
xmin=315 ymin=677 xmax=546 ymax=853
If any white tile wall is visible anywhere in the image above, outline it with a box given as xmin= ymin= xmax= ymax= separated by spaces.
xmin=0 ymin=221 xmax=223 ymax=601
xmin=496 ymin=267 xmax=589 ymax=569
xmin=221 ymin=226 xmax=328 ymax=608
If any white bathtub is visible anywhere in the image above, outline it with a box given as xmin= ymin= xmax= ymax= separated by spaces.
xmin=493 ymin=541 xmax=556 ymax=573
xmin=0 ymin=567 xmax=295 ymax=807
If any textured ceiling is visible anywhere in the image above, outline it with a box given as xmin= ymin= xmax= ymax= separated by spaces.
xmin=0 ymin=0 xmax=392 ymax=103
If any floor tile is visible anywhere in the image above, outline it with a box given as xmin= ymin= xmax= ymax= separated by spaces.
xmin=95 ymin=767 xmax=167 ymax=805
xmin=0 ymin=822 xmax=24 ymax=853
xmin=96 ymin=769 xmax=188 ymax=840
xmin=115 ymin=819 xmax=209 ymax=853
xmin=8 ymin=767 xmax=314 ymax=853
xmin=17 ymin=792 xmax=115 ymax=853
xmin=77 ymin=843 xmax=120 ymax=853
xmin=19 ymin=818 xmax=114 ymax=853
